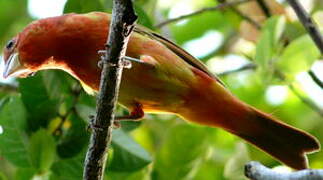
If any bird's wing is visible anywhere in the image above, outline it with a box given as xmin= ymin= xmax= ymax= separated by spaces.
xmin=133 ymin=26 xmax=226 ymax=87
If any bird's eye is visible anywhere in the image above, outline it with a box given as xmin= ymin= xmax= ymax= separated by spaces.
xmin=5 ymin=40 xmax=15 ymax=50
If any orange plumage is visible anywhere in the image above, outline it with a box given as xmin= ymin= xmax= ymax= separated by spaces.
xmin=2 ymin=12 xmax=320 ymax=169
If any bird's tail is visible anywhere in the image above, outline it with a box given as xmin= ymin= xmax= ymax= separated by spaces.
xmin=181 ymin=85 xmax=320 ymax=169
xmin=181 ymin=70 xmax=320 ymax=169
xmin=229 ymin=107 xmax=320 ymax=170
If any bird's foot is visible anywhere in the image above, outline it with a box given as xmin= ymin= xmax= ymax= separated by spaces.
xmin=97 ymin=50 xmax=137 ymax=69
xmin=87 ymin=114 xmax=120 ymax=131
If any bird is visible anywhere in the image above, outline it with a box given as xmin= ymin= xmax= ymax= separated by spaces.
xmin=2 ymin=12 xmax=320 ymax=170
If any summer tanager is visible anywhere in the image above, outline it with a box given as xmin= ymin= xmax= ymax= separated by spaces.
xmin=2 ymin=12 xmax=320 ymax=170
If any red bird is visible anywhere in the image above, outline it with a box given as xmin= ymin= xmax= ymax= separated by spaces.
xmin=2 ymin=12 xmax=320 ymax=169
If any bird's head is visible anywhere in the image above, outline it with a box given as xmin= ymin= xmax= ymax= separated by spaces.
xmin=2 ymin=35 xmax=35 ymax=78
xmin=2 ymin=12 xmax=110 ymax=79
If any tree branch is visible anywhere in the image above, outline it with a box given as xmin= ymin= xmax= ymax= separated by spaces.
xmin=155 ymin=0 xmax=252 ymax=28
xmin=288 ymin=83 xmax=323 ymax=117
xmin=219 ymin=63 xmax=323 ymax=117
xmin=245 ymin=161 xmax=323 ymax=180
xmin=286 ymin=0 xmax=323 ymax=90
xmin=308 ymin=70 xmax=323 ymax=89
xmin=286 ymin=0 xmax=323 ymax=54
xmin=218 ymin=63 xmax=256 ymax=76
xmin=83 ymin=0 xmax=137 ymax=179
xmin=255 ymin=0 xmax=271 ymax=18
xmin=217 ymin=0 xmax=261 ymax=29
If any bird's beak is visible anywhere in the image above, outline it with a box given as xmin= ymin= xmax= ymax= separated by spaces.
xmin=3 ymin=53 xmax=31 ymax=78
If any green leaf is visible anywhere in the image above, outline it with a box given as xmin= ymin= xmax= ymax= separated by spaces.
xmin=19 ymin=73 xmax=60 ymax=131
xmin=42 ymin=71 xmax=75 ymax=100
xmin=255 ymin=16 xmax=286 ymax=68
xmin=0 ymin=0 xmax=28 ymax=44
xmin=153 ymin=124 xmax=208 ymax=179
xmin=171 ymin=11 xmax=231 ymax=45
xmin=0 ymin=171 xmax=7 ymax=180
xmin=57 ymin=113 xmax=89 ymax=158
xmin=134 ymin=4 xmax=154 ymax=29
xmin=277 ymin=34 xmax=321 ymax=75
xmin=223 ymin=142 xmax=250 ymax=179
xmin=15 ymin=168 xmax=37 ymax=180
xmin=64 ymin=0 xmax=104 ymax=13
xmin=0 ymin=96 xmax=31 ymax=167
xmin=29 ymin=129 xmax=56 ymax=172
xmin=109 ymin=129 xmax=152 ymax=172
xmin=51 ymin=148 xmax=85 ymax=180
xmin=75 ymin=104 xmax=95 ymax=123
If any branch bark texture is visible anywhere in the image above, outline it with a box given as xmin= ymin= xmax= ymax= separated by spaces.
xmin=286 ymin=0 xmax=323 ymax=90
xmin=245 ymin=161 xmax=323 ymax=180
xmin=286 ymin=0 xmax=323 ymax=54
xmin=83 ymin=0 xmax=137 ymax=179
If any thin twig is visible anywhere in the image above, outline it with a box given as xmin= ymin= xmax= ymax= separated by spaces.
xmin=217 ymin=0 xmax=261 ymax=29
xmin=288 ymin=83 xmax=323 ymax=117
xmin=245 ymin=161 xmax=323 ymax=180
xmin=218 ymin=63 xmax=256 ymax=76
xmin=155 ymin=0 xmax=252 ymax=28
xmin=274 ymin=70 xmax=323 ymax=117
xmin=308 ymin=70 xmax=323 ymax=89
xmin=83 ymin=0 xmax=137 ymax=179
xmin=230 ymin=6 xmax=262 ymax=29
xmin=255 ymin=0 xmax=271 ymax=18
xmin=220 ymin=62 xmax=323 ymax=117
xmin=52 ymin=85 xmax=82 ymax=136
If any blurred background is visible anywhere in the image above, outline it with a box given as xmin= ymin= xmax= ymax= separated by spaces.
xmin=0 ymin=0 xmax=322 ymax=179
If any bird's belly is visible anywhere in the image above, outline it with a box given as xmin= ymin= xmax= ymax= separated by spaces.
xmin=118 ymin=64 xmax=188 ymax=113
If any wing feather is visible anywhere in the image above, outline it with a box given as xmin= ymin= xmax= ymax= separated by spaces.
xmin=133 ymin=26 xmax=225 ymax=87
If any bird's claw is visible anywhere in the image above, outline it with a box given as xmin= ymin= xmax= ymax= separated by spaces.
xmin=97 ymin=50 xmax=133 ymax=69
xmin=87 ymin=114 xmax=121 ymax=131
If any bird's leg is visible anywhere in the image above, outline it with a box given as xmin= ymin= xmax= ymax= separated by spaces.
xmin=114 ymin=103 xmax=144 ymax=128
xmin=97 ymin=50 xmax=151 ymax=69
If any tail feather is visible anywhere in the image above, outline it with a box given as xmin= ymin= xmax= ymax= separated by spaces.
xmin=233 ymin=108 xmax=320 ymax=170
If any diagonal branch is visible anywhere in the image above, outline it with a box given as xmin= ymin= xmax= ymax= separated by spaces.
xmin=255 ymin=0 xmax=271 ymax=18
xmin=288 ymin=83 xmax=323 ymax=117
xmin=155 ymin=0 xmax=253 ymax=28
xmin=286 ymin=0 xmax=323 ymax=54
xmin=218 ymin=63 xmax=256 ymax=76
xmin=217 ymin=0 xmax=261 ymax=29
xmin=308 ymin=70 xmax=323 ymax=89
xmin=83 ymin=0 xmax=137 ymax=179
xmin=245 ymin=161 xmax=323 ymax=180
xmin=286 ymin=0 xmax=323 ymax=90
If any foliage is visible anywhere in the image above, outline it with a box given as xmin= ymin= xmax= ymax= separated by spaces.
xmin=0 ymin=0 xmax=322 ymax=179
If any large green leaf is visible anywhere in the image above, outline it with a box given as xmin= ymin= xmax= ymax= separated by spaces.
xmin=19 ymin=73 xmax=60 ymax=130
xmin=0 ymin=172 xmax=7 ymax=180
xmin=28 ymin=129 xmax=56 ymax=173
xmin=153 ymin=124 xmax=208 ymax=180
xmin=277 ymin=34 xmax=321 ymax=75
xmin=134 ymin=4 xmax=154 ymax=29
xmin=109 ymin=129 xmax=152 ymax=172
xmin=15 ymin=168 xmax=37 ymax=180
xmin=223 ymin=142 xmax=250 ymax=179
xmin=57 ymin=113 xmax=90 ymax=158
xmin=51 ymin=148 xmax=85 ymax=180
xmin=0 ymin=0 xmax=28 ymax=44
xmin=171 ymin=11 xmax=232 ymax=45
xmin=255 ymin=16 xmax=286 ymax=68
xmin=0 ymin=97 xmax=31 ymax=167
xmin=64 ymin=0 xmax=104 ymax=13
